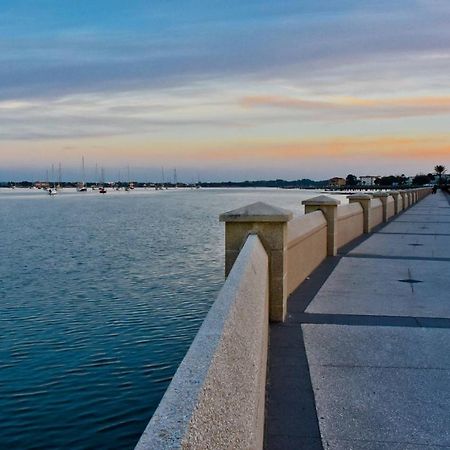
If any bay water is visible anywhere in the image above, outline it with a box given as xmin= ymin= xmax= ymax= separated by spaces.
xmin=0 ymin=187 xmax=344 ymax=449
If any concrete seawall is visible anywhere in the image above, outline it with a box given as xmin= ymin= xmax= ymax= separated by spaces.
xmin=287 ymin=211 xmax=327 ymax=296
xmin=136 ymin=187 xmax=432 ymax=449
xmin=135 ymin=234 xmax=269 ymax=449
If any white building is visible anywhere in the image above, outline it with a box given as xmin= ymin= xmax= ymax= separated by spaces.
xmin=359 ymin=175 xmax=380 ymax=186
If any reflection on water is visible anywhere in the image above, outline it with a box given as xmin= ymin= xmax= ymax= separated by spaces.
xmin=0 ymin=188 xmax=344 ymax=449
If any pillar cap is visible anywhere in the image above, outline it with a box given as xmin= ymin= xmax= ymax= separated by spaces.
xmin=347 ymin=193 xmax=372 ymax=200
xmin=373 ymin=192 xmax=389 ymax=197
xmin=302 ymin=195 xmax=340 ymax=206
xmin=219 ymin=201 xmax=293 ymax=223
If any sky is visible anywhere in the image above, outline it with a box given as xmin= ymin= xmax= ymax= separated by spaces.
xmin=1 ymin=0 xmax=449 ymax=181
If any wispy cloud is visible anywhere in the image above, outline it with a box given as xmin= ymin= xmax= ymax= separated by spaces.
xmin=240 ymin=95 xmax=450 ymax=120
xmin=1 ymin=1 xmax=450 ymax=178
xmin=194 ymin=135 xmax=450 ymax=161
xmin=1 ymin=2 xmax=450 ymax=101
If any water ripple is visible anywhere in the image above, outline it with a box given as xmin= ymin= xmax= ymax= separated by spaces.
xmin=0 ymin=188 xmax=336 ymax=449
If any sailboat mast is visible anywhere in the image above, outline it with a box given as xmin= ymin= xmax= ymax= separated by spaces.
xmin=82 ymin=156 xmax=86 ymax=185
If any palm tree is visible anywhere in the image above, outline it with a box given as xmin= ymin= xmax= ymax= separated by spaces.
xmin=434 ymin=165 xmax=447 ymax=184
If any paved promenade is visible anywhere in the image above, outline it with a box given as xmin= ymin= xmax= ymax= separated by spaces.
xmin=266 ymin=191 xmax=450 ymax=449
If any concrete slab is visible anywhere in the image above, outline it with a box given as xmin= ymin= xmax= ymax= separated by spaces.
xmin=305 ymin=257 xmax=450 ymax=318
xmin=381 ymin=220 xmax=450 ymax=235
xmin=303 ymin=325 xmax=450 ymax=448
xmin=348 ymin=233 xmax=450 ymax=258
xmin=323 ymin=439 xmax=447 ymax=450
xmin=310 ymin=367 xmax=450 ymax=446
xmin=307 ymin=348 xmax=450 ymax=448
xmin=302 ymin=324 xmax=450 ymax=369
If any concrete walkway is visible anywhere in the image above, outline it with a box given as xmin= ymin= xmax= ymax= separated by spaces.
xmin=265 ymin=191 xmax=450 ymax=449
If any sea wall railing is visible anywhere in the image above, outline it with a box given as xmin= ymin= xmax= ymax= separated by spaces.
xmin=135 ymin=186 xmax=431 ymax=449
xmin=135 ymin=234 xmax=269 ymax=450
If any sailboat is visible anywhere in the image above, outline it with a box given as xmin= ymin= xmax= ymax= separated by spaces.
xmin=77 ymin=156 xmax=88 ymax=192
xmin=48 ymin=164 xmax=58 ymax=195
xmin=99 ymin=167 xmax=107 ymax=194
xmin=125 ymin=166 xmax=134 ymax=191
xmin=92 ymin=163 xmax=98 ymax=190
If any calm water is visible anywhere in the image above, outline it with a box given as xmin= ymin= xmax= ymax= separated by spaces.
xmin=0 ymin=187 xmax=344 ymax=449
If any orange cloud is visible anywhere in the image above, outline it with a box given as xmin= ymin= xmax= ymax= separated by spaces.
xmin=240 ymin=96 xmax=334 ymax=109
xmin=195 ymin=135 xmax=450 ymax=161
xmin=239 ymin=95 xmax=450 ymax=119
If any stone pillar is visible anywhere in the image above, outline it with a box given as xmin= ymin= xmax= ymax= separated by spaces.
xmin=399 ymin=190 xmax=408 ymax=209
xmin=219 ymin=202 xmax=293 ymax=322
xmin=302 ymin=195 xmax=340 ymax=256
xmin=373 ymin=192 xmax=389 ymax=222
xmin=348 ymin=193 xmax=372 ymax=233
xmin=389 ymin=191 xmax=401 ymax=214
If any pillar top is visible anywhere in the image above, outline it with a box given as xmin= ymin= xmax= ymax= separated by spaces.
xmin=219 ymin=201 xmax=293 ymax=223
xmin=373 ymin=192 xmax=389 ymax=197
xmin=302 ymin=195 xmax=340 ymax=206
xmin=347 ymin=193 xmax=372 ymax=200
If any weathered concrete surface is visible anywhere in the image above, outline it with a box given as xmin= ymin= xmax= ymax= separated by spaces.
xmin=136 ymin=235 xmax=269 ymax=450
xmin=220 ymin=202 xmax=292 ymax=322
xmin=287 ymin=211 xmax=327 ymax=295
xmin=265 ymin=190 xmax=449 ymax=450
xmin=369 ymin=198 xmax=383 ymax=228
xmin=305 ymin=257 xmax=450 ymax=318
xmin=336 ymin=203 xmax=363 ymax=248
xmin=303 ymin=196 xmax=341 ymax=256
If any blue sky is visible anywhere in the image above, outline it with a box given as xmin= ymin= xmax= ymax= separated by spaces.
xmin=1 ymin=1 xmax=449 ymax=181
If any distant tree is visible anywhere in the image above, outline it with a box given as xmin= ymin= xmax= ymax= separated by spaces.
xmin=345 ymin=174 xmax=358 ymax=186
xmin=434 ymin=165 xmax=446 ymax=184
xmin=413 ymin=174 xmax=430 ymax=186
xmin=398 ymin=174 xmax=408 ymax=186
xmin=377 ymin=176 xmax=397 ymax=187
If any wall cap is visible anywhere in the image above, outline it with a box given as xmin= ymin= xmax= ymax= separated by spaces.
xmin=347 ymin=193 xmax=372 ymax=200
xmin=302 ymin=195 xmax=341 ymax=206
xmin=219 ymin=201 xmax=293 ymax=223
xmin=373 ymin=192 xmax=389 ymax=197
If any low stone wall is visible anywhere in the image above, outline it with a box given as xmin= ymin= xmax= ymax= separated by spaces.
xmin=135 ymin=234 xmax=269 ymax=450
xmin=336 ymin=203 xmax=364 ymax=249
xmin=370 ymin=198 xmax=383 ymax=228
xmin=396 ymin=195 xmax=403 ymax=213
xmin=386 ymin=196 xmax=395 ymax=219
xmin=136 ymin=187 xmax=433 ymax=449
xmin=287 ymin=211 xmax=327 ymax=295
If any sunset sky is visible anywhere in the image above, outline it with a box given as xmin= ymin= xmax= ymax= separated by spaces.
xmin=1 ymin=0 xmax=449 ymax=181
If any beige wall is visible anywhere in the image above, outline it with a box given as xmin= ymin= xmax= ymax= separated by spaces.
xmin=370 ymin=198 xmax=383 ymax=228
xmin=135 ymin=235 xmax=269 ymax=450
xmin=336 ymin=203 xmax=364 ymax=249
xmin=403 ymin=195 xmax=409 ymax=209
xmin=386 ymin=197 xmax=395 ymax=219
xmin=135 ymin=187 xmax=434 ymax=450
xmin=287 ymin=211 xmax=327 ymax=296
